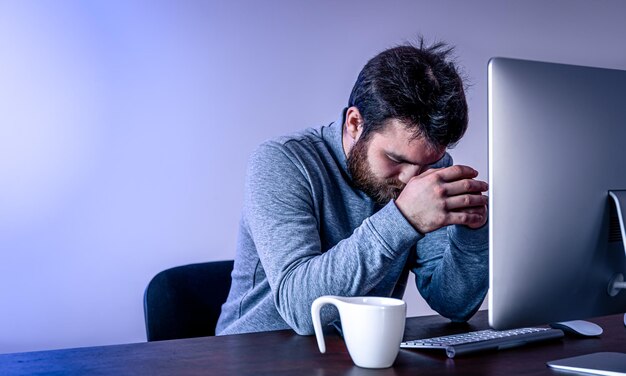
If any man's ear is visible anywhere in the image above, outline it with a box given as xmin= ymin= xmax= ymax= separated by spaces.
xmin=344 ymin=106 xmax=364 ymax=141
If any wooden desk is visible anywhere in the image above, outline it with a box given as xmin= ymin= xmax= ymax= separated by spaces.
xmin=1 ymin=311 xmax=624 ymax=375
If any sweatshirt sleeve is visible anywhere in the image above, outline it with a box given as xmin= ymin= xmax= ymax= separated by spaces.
xmin=412 ymin=223 xmax=489 ymax=322
xmin=406 ymin=151 xmax=489 ymax=322
xmin=244 ymin=142 xmax=421 ymax=334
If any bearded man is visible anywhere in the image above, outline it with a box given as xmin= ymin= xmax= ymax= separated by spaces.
xmin=216 ymin=41 xmax=489 ymax=335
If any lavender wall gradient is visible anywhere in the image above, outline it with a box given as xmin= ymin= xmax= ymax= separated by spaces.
xmin=1 ymin=0 xmax=625 ymax=354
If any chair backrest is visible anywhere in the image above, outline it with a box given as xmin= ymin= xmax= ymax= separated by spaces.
xmin=143 ymin=260 xmax=234 ymax=341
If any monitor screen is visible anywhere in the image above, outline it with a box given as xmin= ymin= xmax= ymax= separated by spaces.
xmin=488 ymin=57 xmax=626 ymax=330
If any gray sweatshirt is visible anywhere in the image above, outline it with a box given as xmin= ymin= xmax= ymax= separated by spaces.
xmin=216 ymin=110 xmax=489 ymax=336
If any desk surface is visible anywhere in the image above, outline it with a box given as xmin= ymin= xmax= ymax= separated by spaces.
xmin=1 ymin=311 xmax=624 ymax=375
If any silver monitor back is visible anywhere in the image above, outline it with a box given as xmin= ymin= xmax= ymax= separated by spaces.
xmin=488 ymin=57 xmax=626 ymax=330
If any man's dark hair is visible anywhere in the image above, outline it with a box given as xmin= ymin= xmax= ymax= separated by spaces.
xmin=348 ymin=40 xmax=468 ymax=149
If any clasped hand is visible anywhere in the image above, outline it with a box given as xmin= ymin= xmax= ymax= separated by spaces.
xmin=395 ymin=165 xmax=488 ymax=233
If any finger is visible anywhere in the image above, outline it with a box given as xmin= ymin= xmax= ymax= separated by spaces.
xmin=445 ymin=194 xmax=488 ymax=210
xmin=406 ymin=167 xmax=441 ymax=184
xmin=453 ymin=205 xmax=487 ymax=216
xmin=417 ymin=167 xmax=441 ymax=178
xmin=443 ymin=179 xmax=489 ymax=196
xmin=435 ymin=165 xmax=479 ymax=182
xmin=444 ymin=212 xmax=486 ymax=226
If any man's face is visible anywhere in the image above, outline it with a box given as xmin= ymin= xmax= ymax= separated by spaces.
xmin=347 ymin=119 xmax=446 ymax=206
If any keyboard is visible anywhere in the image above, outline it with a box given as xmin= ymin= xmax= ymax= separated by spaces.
xmin=401 ymin=327 xmax=565 ymax=358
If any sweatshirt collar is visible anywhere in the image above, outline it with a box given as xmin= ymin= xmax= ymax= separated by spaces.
xmin=323 ymin=107 xmax=351 ymax=177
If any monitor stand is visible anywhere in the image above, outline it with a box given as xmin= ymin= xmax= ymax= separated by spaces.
xmin=546 ymin=191 xmax=626 ymax=374
xmin=609 ymin=190 xmax=626 ymax=301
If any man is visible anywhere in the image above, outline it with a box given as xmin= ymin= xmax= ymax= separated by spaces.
xmin=216 ymin=41 xmax=489 ymax=336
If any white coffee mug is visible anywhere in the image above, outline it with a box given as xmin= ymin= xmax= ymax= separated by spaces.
xmin=311 ymin=295 xmax=406 ymax=369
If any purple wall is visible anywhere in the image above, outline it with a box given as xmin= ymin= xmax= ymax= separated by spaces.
xmin=1 ymin=0 xmax=625 ymax=353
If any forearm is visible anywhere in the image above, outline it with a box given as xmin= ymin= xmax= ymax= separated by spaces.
xmin=253 ymin=203 xmax=420 ymax=334
xmin=245 ymin=141 xmax=423 ymax=334
xmin=414 ymin=224 xmax=489 ymax=322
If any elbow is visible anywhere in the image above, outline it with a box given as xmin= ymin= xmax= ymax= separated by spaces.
xmin=278 ymin=307 xmax=316 ymax=335
xmin=435 ymin=294 xmax=485 ymax=323
xmin=292 ymin=323 xmax=315 ymax=336
xmin=273 ymin=292 xmax=316 ymax=335
xmin=430 ymin=276 xmax=488 ymax=323
xmin=445 ymin=306 xmax=480 ymax=323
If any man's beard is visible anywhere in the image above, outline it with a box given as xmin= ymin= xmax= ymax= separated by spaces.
xmin=346 ymin=137 xmax=404 ymax=206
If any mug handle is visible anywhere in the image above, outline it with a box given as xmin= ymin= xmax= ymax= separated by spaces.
xmin=311 ymin=296 xmax=342 ymax=353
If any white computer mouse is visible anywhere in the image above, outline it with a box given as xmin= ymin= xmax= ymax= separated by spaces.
xmin=550 ymin=320 xmax=603 ymax=337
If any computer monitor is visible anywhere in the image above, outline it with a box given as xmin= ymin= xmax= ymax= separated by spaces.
xmin=488 ymin=57 xmax=626 ymax=330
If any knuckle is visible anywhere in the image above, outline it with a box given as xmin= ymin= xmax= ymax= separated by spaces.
xmin=433 ymin=185 xmax=446 ymax=197
xmin=438 ymin=213 xmax=448 ymax=225
xmin=463 ymin=195 xmax=471 ymax=206
xmin=430 ymin=173 xmax=443 ymax=184
xmin=440 ymin=199 xmax=449 ymax=211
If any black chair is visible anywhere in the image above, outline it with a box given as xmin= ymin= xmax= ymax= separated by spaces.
xmin=143 ymin=260 xmax=234 ymax=341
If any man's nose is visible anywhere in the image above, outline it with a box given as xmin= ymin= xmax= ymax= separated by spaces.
xmin=398 ymin=165 xmax=422 ymax=184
